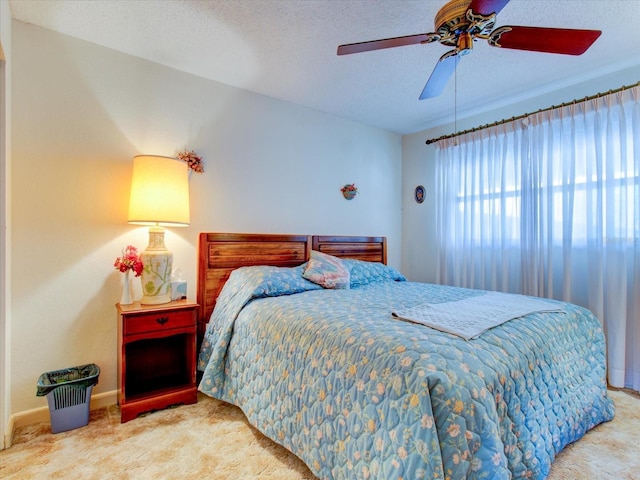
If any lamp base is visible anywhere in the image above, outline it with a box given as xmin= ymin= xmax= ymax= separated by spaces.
xmin=140 ymin=227 xmax=172 ymax=305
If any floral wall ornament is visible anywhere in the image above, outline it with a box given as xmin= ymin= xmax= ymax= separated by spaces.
xmin=176 ymin=149 xmax=204 ymax=174
xmin=340 ymin=183 xmax=358 ymax=200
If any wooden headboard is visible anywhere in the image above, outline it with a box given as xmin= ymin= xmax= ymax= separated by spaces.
xmin=197 ymin=232 xmax=387 ymax=342
xmin=312 ymin=235 xmax=387 ymax=264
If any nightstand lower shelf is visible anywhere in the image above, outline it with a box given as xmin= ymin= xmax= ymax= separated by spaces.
xmin=120 ymin=386 xmax=197 ymax=423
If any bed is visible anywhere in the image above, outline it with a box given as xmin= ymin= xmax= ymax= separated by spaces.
xmin=196 ymin=232 xmax=614 ymax=480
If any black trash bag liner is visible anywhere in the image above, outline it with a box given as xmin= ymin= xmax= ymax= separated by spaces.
xmin=36 ymin=364 xmax=100 ymax=397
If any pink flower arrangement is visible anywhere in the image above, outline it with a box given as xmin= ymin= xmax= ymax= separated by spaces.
xmin=114 ymin=246 xmax=144 ymax=277
xmin=177 ymin=149 xmax=204 ymax=174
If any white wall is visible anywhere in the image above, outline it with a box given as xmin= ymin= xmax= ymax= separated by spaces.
xmin=401 ymin=64 xmax=640 ymax=283
xmin=10 ymin=21 xmax=401 ymax=417
xmin=1 ymin=0 xmax=13 ymax=449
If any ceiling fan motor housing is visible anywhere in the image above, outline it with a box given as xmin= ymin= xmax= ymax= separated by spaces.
xmin=435 ymin=0 xmax=495 ymax=48
xmin=435 ymin=0 xmax=472 ymax=43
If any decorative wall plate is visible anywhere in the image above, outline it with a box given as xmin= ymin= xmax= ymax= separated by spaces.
xmin=415 ymin=185 xmax=425 ymax=204
xmin=341 ymin=183 xmax=358 ymax=200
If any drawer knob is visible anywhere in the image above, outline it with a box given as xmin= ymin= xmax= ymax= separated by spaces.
xmin=156 ymin=317 xmax=169 ymax=326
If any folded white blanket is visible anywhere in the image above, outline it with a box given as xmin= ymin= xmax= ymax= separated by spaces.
xmin=391 ymin=291 xmax=565 ymax=340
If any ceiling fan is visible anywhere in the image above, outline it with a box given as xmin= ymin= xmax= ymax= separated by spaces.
xmin=337 ymin=0 xmax=601 ymax=100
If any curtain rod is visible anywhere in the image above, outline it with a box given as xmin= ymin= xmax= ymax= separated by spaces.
xmin=425 ymin=82 xmax=639 ymax=145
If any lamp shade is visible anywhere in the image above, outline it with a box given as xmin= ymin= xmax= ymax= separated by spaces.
xmin=128 ymin=155 xmax=190 ymax=226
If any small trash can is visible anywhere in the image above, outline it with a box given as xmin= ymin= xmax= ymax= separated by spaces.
xmin=36 ymin=363 xmax=100 ymax=434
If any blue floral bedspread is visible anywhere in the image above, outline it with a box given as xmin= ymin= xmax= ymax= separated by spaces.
xmin=198 ymin=262 xmax=614 ymax=480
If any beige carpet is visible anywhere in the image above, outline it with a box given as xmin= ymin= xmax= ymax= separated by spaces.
xmin=1 ymin=389 xmax=638 ymax=480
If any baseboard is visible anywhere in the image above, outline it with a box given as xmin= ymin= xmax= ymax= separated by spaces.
xmin=90 ymin=390 xmax=119 ymax=412
xmin=3 ymin=390 xmax=118 ymax=450
xmin=3 ymin=415 xmax=14 ymax=450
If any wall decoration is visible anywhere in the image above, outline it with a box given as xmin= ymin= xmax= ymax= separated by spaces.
xmin=340 ymin=183 xmax=358 ymax=200
xmin=176 ymin=149 xmax=204 ymax=174
xmin=414 ymin=185 xmax=425 ymax=204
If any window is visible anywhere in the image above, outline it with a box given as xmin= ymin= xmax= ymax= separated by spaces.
xmin=435 ymin=86 xmax=639 ymax=390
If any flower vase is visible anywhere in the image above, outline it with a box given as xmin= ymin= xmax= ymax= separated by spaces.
xmin=120 ymin=270 xmax=133 ymax=305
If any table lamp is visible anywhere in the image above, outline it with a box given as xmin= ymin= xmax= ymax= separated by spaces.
xmin=128 ymin=155 xmax=190 ymax=304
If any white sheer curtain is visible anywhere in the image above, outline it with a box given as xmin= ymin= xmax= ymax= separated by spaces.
xmin=435 ymin=86 xmax=639 ymax=391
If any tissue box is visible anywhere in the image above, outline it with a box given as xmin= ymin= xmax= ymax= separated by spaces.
xmin=171 ymin=281 xmax=187 ymax=301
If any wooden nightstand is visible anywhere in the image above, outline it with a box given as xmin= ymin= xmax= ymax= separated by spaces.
xmin=116 ymin=300 xmax=198 ymax=423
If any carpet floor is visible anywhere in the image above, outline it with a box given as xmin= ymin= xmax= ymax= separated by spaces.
xmin=1 ymin=389 xmax=638 ymax=479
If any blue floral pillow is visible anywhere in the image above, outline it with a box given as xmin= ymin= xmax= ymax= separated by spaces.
xmin=302 ymin=251 xmax=351 ymax=289
xmin=343 ymin=259 xmax=406 ymax=288
xmin=239 ymin=265 xmax=322 ymax=298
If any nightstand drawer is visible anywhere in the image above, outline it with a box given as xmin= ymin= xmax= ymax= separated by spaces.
xmin=124 ymin=309 xmax=195 ymax=336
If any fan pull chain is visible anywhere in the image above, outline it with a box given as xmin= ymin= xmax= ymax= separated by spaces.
xmin=454 ymin=61 xmax=458 ymax=146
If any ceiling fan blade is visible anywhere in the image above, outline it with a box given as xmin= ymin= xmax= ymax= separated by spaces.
xmin=489 ymin=26 xmax=602 ymax=55
xmin=337 ymin=33 xmax=435 ymax=55
xmin=419 ymin=53 xmax=460 ymax=100
xmin=468 ymin=0 xmax=511 ymax=15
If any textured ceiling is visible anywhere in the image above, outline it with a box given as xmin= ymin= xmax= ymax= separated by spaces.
xmin=8 ymin=0 xmax=640 ymax=134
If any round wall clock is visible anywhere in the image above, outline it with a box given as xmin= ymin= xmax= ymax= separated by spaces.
xmin=414 ymin=185 xmax=425 ymax=204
